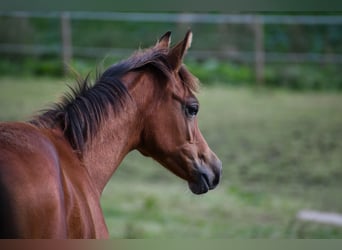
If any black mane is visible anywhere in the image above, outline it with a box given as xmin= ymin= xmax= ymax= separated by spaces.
xmin=30 ymin=48 xmax=171 ymax=153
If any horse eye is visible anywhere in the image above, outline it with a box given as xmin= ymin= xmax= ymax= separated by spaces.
xmin=185 ymin=104 xmax=199 ymax=118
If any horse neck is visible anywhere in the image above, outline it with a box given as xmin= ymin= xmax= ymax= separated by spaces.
xmin=82 ymin=72 xmax=152 ymax=194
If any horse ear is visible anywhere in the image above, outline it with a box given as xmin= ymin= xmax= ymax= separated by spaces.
xmin=155 ymin=31 xmax=172 ymax=49
xmin=167 ymin=30 xmax=192 ymax=71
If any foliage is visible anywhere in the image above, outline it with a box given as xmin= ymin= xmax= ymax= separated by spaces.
xmin=0 ymin=57 xmax=341 ymax=91
xmin=0 ymin=56 xmax=62 ymax=77
xmin=1 ymin=14 xmax=342 ymax=92
xmin=1 ymin=16 xmax=341 ymax=53
xmin=264 ymin=64 xmax=342 ymax=91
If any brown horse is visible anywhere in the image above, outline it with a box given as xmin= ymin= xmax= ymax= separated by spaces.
xmin=0 ymin=31 xmax=222 ymax=238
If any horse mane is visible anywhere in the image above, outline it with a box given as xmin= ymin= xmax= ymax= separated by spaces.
xmin=30 ymin=46 xmax=199 ymax=154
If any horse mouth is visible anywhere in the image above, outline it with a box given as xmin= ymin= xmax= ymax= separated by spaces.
xmin=188 ymin=173 xmax=210 ymax=195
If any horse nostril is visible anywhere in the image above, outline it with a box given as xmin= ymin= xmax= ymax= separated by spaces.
xmin=196 ymin=158 xmax=222 ymax=190
xmin=212 ymin=173 xmax=220 ymax=187
xmin=212 ymin=160 xmax=222 ymax=187
xmin=200 ymin=171 xmax=219 ymax=190
xmin=200 ymin=173 xmax=210 ymax=186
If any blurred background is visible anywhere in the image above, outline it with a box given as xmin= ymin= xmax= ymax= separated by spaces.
xmin=0 ymin=11 xmax=342 ymax=238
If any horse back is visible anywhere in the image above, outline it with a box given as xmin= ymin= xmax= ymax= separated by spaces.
xmin=0 ymin=122 xmax=67 ymax=238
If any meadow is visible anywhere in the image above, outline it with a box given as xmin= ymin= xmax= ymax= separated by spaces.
xmin=0 ymin=76 xmax=342 ymax=238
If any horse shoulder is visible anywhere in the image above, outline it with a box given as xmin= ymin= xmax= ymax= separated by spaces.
xmin=0 ymin=122 xmax=67 ymax=238
xmin=0 ymin=122 xmax=108 ymax=238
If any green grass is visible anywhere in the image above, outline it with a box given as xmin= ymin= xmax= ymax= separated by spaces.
xmin=1 ymin=76 xmax=342 ymax=238
xmin=0 ymin=77 xmax=68 ymax=120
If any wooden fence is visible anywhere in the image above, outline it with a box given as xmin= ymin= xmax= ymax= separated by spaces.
xmin=1 ymin=12 xmax=342 ymax=83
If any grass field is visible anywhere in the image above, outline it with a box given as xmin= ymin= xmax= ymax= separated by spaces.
xmin=1 ymin=76 xmax=342 ymax=238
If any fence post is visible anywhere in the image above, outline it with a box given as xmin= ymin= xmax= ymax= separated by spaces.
xmin=253 ymin=15 xmax=264 ymax=85
xmin=60 ymin=12 xmax=72 ymax=75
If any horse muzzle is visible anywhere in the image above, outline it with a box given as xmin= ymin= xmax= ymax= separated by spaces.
xmin=188 ymin=158 xmax=222 ymax=195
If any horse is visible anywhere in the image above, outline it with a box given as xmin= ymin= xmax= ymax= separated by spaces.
xmin=0 ymin=31 xmax=222 ymax=238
